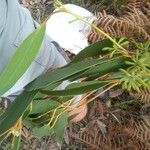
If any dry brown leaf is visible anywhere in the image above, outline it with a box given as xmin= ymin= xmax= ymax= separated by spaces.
xmin=68 ymin=98 xmax=88 ymax=123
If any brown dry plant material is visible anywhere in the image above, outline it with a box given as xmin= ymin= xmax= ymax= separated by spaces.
xmin=88 ymin=0 xmax=150 ymax=43
xmin=69 ymin=99 xmax=150 ymax=150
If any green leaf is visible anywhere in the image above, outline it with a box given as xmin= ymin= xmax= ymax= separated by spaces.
xmin=0 ymin=90 xmax=38 ymax=136
xmin=31 ymin=110 xmax=68 ymax=143
xmin=23 ymin=119 xmax=37 ymax=129
xmin=22 ymin=107 xmax=31 ymax=120
xmin=53 ymin=111 xmax=68 ymax=144
xmin=73 ymin=39 xmax=113 ymax=62
xmin=70 ymin=57 xmax=127 ymax=81
xmin=41 ymin=81 xmax=110 ymax=96
xmin=22 ymin=101 xmax=34 ymax=120
xmin=32 ymin=125 xmax=53 ymax=138
xmin=30 ymin=100 xmax=60 ymax=114
xmin=107 ymin=72 xmax=124 ymax=80
xmin=25 ymin=58 xmax=109 ymax=91
xmin=82 ymin=57 xmax=126 ymax=76
xmin=0 ymin=24 xmax=46 ymax=96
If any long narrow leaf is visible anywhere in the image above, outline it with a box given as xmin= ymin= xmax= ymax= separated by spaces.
xmin=0 ymin=90 xmax=38 ymax=136
xmin=72 ymin=39 xmax=113 ymax=62
xmin=70 ymin=57 xmax=127 ymax=80
xmin=0 ymin=24 xmax=46 ymax=96
xmin=25 ymin=58 xmax=109 ymax=91
xmin=41 ymin=81 xmax=110 ymax=96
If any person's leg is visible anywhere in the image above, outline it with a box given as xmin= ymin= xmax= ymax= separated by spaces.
xmin=0 ymin=0 xmax=35 ymax=72
xmin=1 ymin=1 xmax=70 ymax=98
xmin=0 ymin=0 xmax=7 ymax=33
xmin=2 ymin=35 xmax=69 ymax=99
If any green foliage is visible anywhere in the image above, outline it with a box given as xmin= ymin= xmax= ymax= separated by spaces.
xmin=30 ymin=99 xmax=60 ymax=114
xmin=32 ymin=125 xmax=53 ymax=138
xmin=0 ymin=24 xmax=46 ymax=96
xmin=0 ymin=12 xmax=149 ymax=147
xmin=119 ymin=41 xmax=150 ymax=91
xmin=25 ymin=57 xmax=110 ymax=91
xmin=0 ymin=36 xmax=149 ymax=145
xmin=72 ymin=39 xmax=113 ymax=62
xmin=136 ymin=40 xmax=150 ymax=53
xmin=53 ymin=111 xmax=68 ymax=143
xmin=0 ymin=90 xmax=38 ymax=136
xmin=31 ymin=109 xmax=68 ymax=144
xmin=41 ymin=80 xmax=110 ymax=96
xmin=119 ymin=69 xmax=147 ymax=91
xmin=103 ymin=38 xmax=129 ymax=58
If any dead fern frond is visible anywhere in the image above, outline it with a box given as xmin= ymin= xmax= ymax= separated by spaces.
xmin=131 ymin=88 xmax=150 ymax=106
xmin=124 ymin=7 xmax=150 ymax=26
xmin=124 ymin=116 xmax=150 ymax=149
xmin=71 ymin=131 xmax=109 ymax=150
xmin=88 ymin=1 xmax=150 ymax=43
xmin=125 ymin=0 xmax=150 ymax=8
xmin=69 ymin=99 xmax=150 ymax=150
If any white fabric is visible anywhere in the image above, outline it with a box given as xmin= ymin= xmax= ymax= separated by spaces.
xmin=46 ymin=4 xmax=95 ymax=54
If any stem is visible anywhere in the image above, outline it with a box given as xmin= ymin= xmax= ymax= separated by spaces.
xmin=50 ymin=110 xmax=67 ymax=129
xmin=48 ymin=100 xmax=71 ymax=128
xmin=47 ymin=109 xmax=57 ymax=126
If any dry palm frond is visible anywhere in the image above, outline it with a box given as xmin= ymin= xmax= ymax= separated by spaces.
xmin=88 ymin=1 xmax=150 ymax=43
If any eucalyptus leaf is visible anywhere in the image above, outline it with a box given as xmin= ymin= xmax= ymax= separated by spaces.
xmin=12 ymin=135 xmax=21 ymax=150
xmin=41 ymin=81 xmax=110 ymax=96
xmin=23 ymin=119 xmax=38 ymax=129
xmin=73 ymin=39 xmax=113 ymax=62
xmin=0 ymin=90 xmax=38 ymax=136
xmin=82 ymin=57 xmax=126 ymax=76
xmin=32 ymin=110 xmax=68 ymax=143
xmin=30 ymin=100 xmax=60 ymax=114
xmin=70 ymin=57 xmax=127 ymax=81
xmin=53 ymin=111 xmax=68 ymax=144
xmin=25 ymin=58 xmax=109 ymax=91
xmin=32 ymin=125 xmax=53 ymax=138
xmin=0 ymin=24 xmax=46 ymax=96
